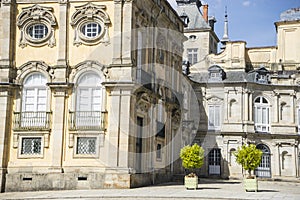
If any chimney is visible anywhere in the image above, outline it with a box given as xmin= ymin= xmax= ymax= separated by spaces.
xmin=203 ymin=4 xmax=208 ymax=23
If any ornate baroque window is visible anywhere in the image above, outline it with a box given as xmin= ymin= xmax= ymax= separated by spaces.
xmin=17 ymin=4 xmax=57 ymax=48
xmin=70 ymin=3 xmax=111 ymax=46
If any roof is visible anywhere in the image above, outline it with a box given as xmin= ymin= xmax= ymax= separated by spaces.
xmin=190 ymin=71 xmax=249 ymax=83
xmin=176 ymin=3 xmax=210 ymax=30
xmin=280 ymin=7 xmax=300 ymax=21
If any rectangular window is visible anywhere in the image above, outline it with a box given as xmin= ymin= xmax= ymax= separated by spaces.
xmin=156 ymin=143 xmax=162 ymax=160
xmin=254 ymin=106 xmax=270 ymax=132
xmin=76 ymin=137 xmax=97 ymax=155
xmin=208 ymin=105 xmax=221 ymax=130
xmin=187 ymin=48 xmax=198 ymax=65
xmin=21 ymin=137 xmax=42 ymax=155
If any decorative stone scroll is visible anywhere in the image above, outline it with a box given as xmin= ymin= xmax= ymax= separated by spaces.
xmin=17 ymin=4 xmax=57 ymax=48
xmin=70 ymin=3 xmax=111 ymax=46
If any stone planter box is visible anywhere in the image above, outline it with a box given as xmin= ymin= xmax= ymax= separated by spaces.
xmin=244 ymin=177 xmax=258 ymax=192
xmin=184 ymin=176 xmax=198 ymax=190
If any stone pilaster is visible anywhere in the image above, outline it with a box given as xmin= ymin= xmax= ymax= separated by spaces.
xmin=106 ymin=87 xmax=132 ymax=168
xmin=57 ymin=0 xmax=68 ymax=66
xmin=112 ymin=0 xmax=123 ymax=64
xmin=121 ymin=0 xmax=133 ymax=64
xmin=0 ymin=85 xmax=14 ymax=192
xmin=47 ymin=83 xmax=72 ymax=171
xmin=0 ymin=0 xmax=15 ymax=82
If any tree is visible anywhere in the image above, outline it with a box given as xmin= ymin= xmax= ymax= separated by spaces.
xmin=180 ymin=143 xmax=204 ymax=176
xmin=234 ymin=144 xmax=263 ymax=178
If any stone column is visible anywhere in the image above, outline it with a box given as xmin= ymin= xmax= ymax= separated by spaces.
xmin=57 ymin=0 xmax=68 ymax=67
xmin=0 ymin=86 xmax=14 ymax=192
xmin=224 ymin=90 xmax=229 ymax=122
xmin=244 ymin=90 xmax=249 ymax=121
xmin=290 ymin=92 xmax=295 ymax=124
xmin=272 ymin=91 xmax=279 ymax=123
xmin=48 ymin=84 xmax=70 ymax=172
xmin=249 ymin=92 xmax=253 ymax=121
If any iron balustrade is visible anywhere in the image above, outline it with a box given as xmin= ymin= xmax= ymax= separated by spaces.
xmin=14 ymin=112 xmax=52 ymax=130
xmin=246 ymin=62 xmax=300 ymax=71
xmin=69 ymin=111 xmax=105 ymax=130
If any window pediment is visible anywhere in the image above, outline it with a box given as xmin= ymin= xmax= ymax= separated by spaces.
xmin=207 ymin=96 xmax=223 ymax=104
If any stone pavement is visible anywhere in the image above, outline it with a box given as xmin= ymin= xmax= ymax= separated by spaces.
xmin=0 ymin=179 xmax=300 ymax=200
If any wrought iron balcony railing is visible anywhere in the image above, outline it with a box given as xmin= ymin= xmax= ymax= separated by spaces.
xmin=69 ymin=111 xmax=106 ymax=131
xmin=14 ymin=112 xmax=52 ymax=131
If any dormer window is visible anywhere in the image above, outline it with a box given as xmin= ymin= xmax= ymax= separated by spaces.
xmin=248 ymin=67 xmax=270 ymax=84
xmin=208 ymin=65 xmax=226 ymax=82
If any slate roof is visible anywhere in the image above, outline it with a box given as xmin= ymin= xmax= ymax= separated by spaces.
xmin=190 ymin=71 xmax=249 ymax=83
xmin=176 ymin=3 xmax=210 ymax=30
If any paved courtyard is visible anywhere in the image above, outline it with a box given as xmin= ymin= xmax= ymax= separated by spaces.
xmin=0 ymin=179 xmax=300 ymax=200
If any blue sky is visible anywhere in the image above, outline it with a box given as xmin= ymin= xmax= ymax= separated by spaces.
xmin=168 ymin=0 xmax=300 ymax=48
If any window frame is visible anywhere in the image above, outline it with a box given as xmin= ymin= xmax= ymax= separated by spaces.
xmin=187 ymin=48 xmax=198 ymax=65
xmin=208 ymin=104 xmax=221 ymax=131
xmin=22 ymin=73 xmax=48 ymax=112
xmin=254 ymin=97 xmax=270 ymax=133
xmin=73 ymin=135 xmax=100 ymax=158
xmin=18 ymin=136 xmax=44 ymax=158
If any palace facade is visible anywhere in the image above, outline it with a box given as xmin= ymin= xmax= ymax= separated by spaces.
xmin=0 ymin=0 xmax=192 ymax=191
xmin=187 ymin=4 xmax=300 ymax=179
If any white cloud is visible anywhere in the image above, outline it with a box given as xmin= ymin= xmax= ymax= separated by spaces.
xmin=243 ymin=1 xmax=251 ymax=7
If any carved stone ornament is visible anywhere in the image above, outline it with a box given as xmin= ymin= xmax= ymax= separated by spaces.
xmin=70 ymin=3 xmax=111 ymax=46
xmin=136 ymin=92 xmax=151 ymax=113
xmin=207 ymin=96 xmax=223 ymax=104
xmin=16 ymin=61 xmax=53 ymax=84
xmin=17 ymin=4 xmax=57 ymax=48
xmin=171 ymin=109 xmax=181 ymax=129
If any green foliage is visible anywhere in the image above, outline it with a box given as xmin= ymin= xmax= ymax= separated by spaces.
xmin=234 ymin=144 xmax=263 ymax=177
xmin=180 ymin=144 xmax=204 ymax=170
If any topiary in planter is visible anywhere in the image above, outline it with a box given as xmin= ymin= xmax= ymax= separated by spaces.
xmin=234 ymin=144 xmax=262 ymax=178
xmin=234 ymin=144 xmax=263 ymax=192
xmin=180 ymin=144 xmax=204 ymax=189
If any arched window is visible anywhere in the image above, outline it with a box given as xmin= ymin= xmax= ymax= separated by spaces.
xmin=229 ymin=148 xmax=236 ymax=166
xmin=70 ymin=72 xmax=102 ymax=131
xmin=280 ymin=102 xmax=287 ymax=121
xmin=23 ymin=73 xmax=47 ymax=112
xmin=255 ymin=144 xmax=271 ymax=177
xmin=229 ymin=99 xmax=237 ymax=118
xmin=282 ymin=151 xmax=288 ymax=170
xmin=76 ymin=72 xmax=102 ymax=112
xmin=254 ymin=97 xmax=270 ymax=133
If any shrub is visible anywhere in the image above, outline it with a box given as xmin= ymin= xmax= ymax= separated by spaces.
xmin=180 ymin=143 xmax=204 ymax=176
xmin=234 ymin=144 xmax=262 ymax=178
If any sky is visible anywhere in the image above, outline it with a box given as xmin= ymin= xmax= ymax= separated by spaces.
xmin=168 ymin=0 xmax=300 ymax=48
